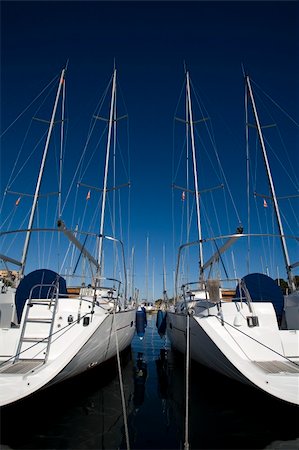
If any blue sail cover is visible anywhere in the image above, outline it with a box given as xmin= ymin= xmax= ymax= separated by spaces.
xmin=15 ymin=269 xmax=67 ymax=322
xmin=234 ymin=273 xmax=284 ymax=321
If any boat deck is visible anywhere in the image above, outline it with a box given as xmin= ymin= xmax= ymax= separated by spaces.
xmin=0 ymin=359 xmax=44 ymax=374
xmin=253 ymin=360 xmax=299 ymax=374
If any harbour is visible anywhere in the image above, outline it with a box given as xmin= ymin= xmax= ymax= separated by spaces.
xmin=1 ymin=313 xmax=298 ymax=450
xmin=1 ymin=2 xmax=299 ymax=448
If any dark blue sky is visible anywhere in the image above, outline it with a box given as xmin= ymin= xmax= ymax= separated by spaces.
xmin=1 ymin=1 xmax=298 ymax=298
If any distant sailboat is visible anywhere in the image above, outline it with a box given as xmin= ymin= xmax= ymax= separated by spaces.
xmin=141 ymin=235 xmax=156 ymax=312
xmin=0 ymin=66 xmax=136 ymax=407
xmin=156 ymin=245 xmax=167 ymax=337
xmin=167 ymin=70 xmax=299 ymax=406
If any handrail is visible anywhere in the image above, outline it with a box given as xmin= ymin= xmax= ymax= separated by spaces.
xmin=177 ymin=276 xmax=254 ymax=314
xmin=174 ymin=233 xmax=298 ymax=303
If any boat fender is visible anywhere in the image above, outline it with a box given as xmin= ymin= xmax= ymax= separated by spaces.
xmin=156 ymin=309 xmax=164 ymax=328
xmin=156 ymin=309 xmax=167 ymax=336
xmin=141 ymin=306 xmax=147 ymax=326
xmin=136 ymin=308 xmax=146 ymax=338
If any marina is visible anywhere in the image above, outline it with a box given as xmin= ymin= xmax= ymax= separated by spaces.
xmin=1 ymin=61 xmax=298 ymax=450
xmin=1 ymin=313 xmax=298 ymax=449
xmin=1 ymin=2 xmax=299 ymax=449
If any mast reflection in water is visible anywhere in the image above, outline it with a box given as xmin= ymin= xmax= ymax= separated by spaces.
xmin=1 ymin=314 xmax=298 ymax=449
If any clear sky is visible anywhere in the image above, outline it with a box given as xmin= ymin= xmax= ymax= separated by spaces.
xmin=1 ymin=1 xmax=298 ymax=299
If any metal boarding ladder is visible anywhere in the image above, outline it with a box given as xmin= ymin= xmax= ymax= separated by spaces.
xmin=14 ymin=283 xmax=59 ymax=365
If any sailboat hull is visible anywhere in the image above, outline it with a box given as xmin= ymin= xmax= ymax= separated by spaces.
xmin=52 ymin=309 xmax=136 ymax=385
xmin=167 ymin=310 xmax=248 ymax=385
xmin=167 ymin=303 xmax=299 ymax=405
xmin=0 ymin=303 xmax=136 ymax=407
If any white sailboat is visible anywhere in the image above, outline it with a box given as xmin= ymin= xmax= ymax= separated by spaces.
xmin=0 ymin=66 xmax=136 ymax=407
xmin=141 ymin=235 xmax=156 ymax=313
xmin=167 ymin=71 xmax=299 ymax=406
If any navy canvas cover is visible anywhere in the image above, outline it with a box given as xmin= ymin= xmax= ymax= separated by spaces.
xmin=234 ymin=273 xmax=284 ymax=321
xmin=15 ymin=269 xmax=67 ymax=322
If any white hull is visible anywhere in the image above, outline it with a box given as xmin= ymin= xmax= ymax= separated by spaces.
xmin=167 ymin=301 xmax=299 ymax=405
xmin=0 ymin=66 xmax=137 ymax=408
xmin=0 ymin=295 xmax=136 ymax=407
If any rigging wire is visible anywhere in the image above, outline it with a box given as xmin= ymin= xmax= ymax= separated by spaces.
xmin=1 ymin=73 xmax=59 ymax=138
xmin=115 ymin=77 xmax=131 ymax=265
xmin=172 ymin=76 xmax=188 ymax=282
xmin=0 ymin=310 xmax=92 ymax=368
xmin=1 ymin=76 xmax=60 ymax=223
xmin=42 ymin=196 xmax=50 ymax=268
xmin=248 ymin=83 xmax=299 ymax=190
xmin=184 ymin=312 xmax=190 ymax=450
xmin=274 ymin=126 xmax=299 ymax=189
xmin=36 ymin=203 xmax=41 ymax=268
xmin=253 ymin=194 xmax=268 ymax=275
xmin=288 ymin=198 xmax=299 ymax=229
xmin=48 ymin=202 xmax=60 ymax=271
xmin=113 ymin=308 xmax=131 ymax=450
xmin=210 ymin=313 xmax=299 ymax=367
xmin=279 ymin=206 xmax=299 ymax=241
xmin=263 ymin=135 xmax=299 ymax=192
xmin=61 ymin=78 xmax=112 ymax=216
xmin=3 ymin=128 xmax=48 ymax=199
xmin=78 ymin=123 xmax=108 ymax=181
xmin=0 ymin=206 xmax=16 ymax=231
xmin=247 ymin=80 xmax=299 ymax=279
xmin=190 ymin=77 xmax=242 ymax=226
xmin=1 ymin=208 xmax=31 ymax=256
xmin=251 ymin=79 xmax=299 ymax=128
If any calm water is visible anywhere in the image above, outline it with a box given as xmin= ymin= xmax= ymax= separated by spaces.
xmin=1 ymin=314 xmax=298 ymax=450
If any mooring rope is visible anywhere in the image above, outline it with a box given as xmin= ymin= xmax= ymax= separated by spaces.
xmin=112 ymin=308 xmax=130 ymax=450
xmin=184 ymin=311 xmax=190 ymax=450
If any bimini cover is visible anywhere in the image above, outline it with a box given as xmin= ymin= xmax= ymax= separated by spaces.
xmin=15 ymin=269 xmax=67 ymax=322
xmin=234 ymin=273 xmax=284 ymax=322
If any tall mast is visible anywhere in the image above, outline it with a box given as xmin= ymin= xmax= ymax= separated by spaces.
xmin=131 ymin=246 xmax=135 ymax=300
xmin=58 ymin=69 xmax=66 ymax=219
xmin=146 ymin=235 xmax=149 ymax=300
xmin=186 ymin=71 xmax=204 ymax=280
xmin=185 ymin=82 xmax=190 ymax=245
xmin=20 ymin=67 xmax=66 ymax=277
xmin=97 ymin=69 xmax=117 ymax=273
xmin=163 ymin=244 xmax=168 ymax=301
xmin=152 ymin=257 xmax=155 ymax=302
xmin=246 ymin=75 xmax=295 ymax=291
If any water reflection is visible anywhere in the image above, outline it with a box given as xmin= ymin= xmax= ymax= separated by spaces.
xmin=133 ymin=352 xmax=147 ymax=411
xmin=1 ymin=347 xmax=134 ymax=449
xmin=125 ymin=315 xmax=180 ymax=450
xmin=1 ymin=314 xmax=298 ymax=449
xmin=166 ymin=349 xmax=299 ymax=449
xmin=156 ymin=348 xmax=168 ymax=399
